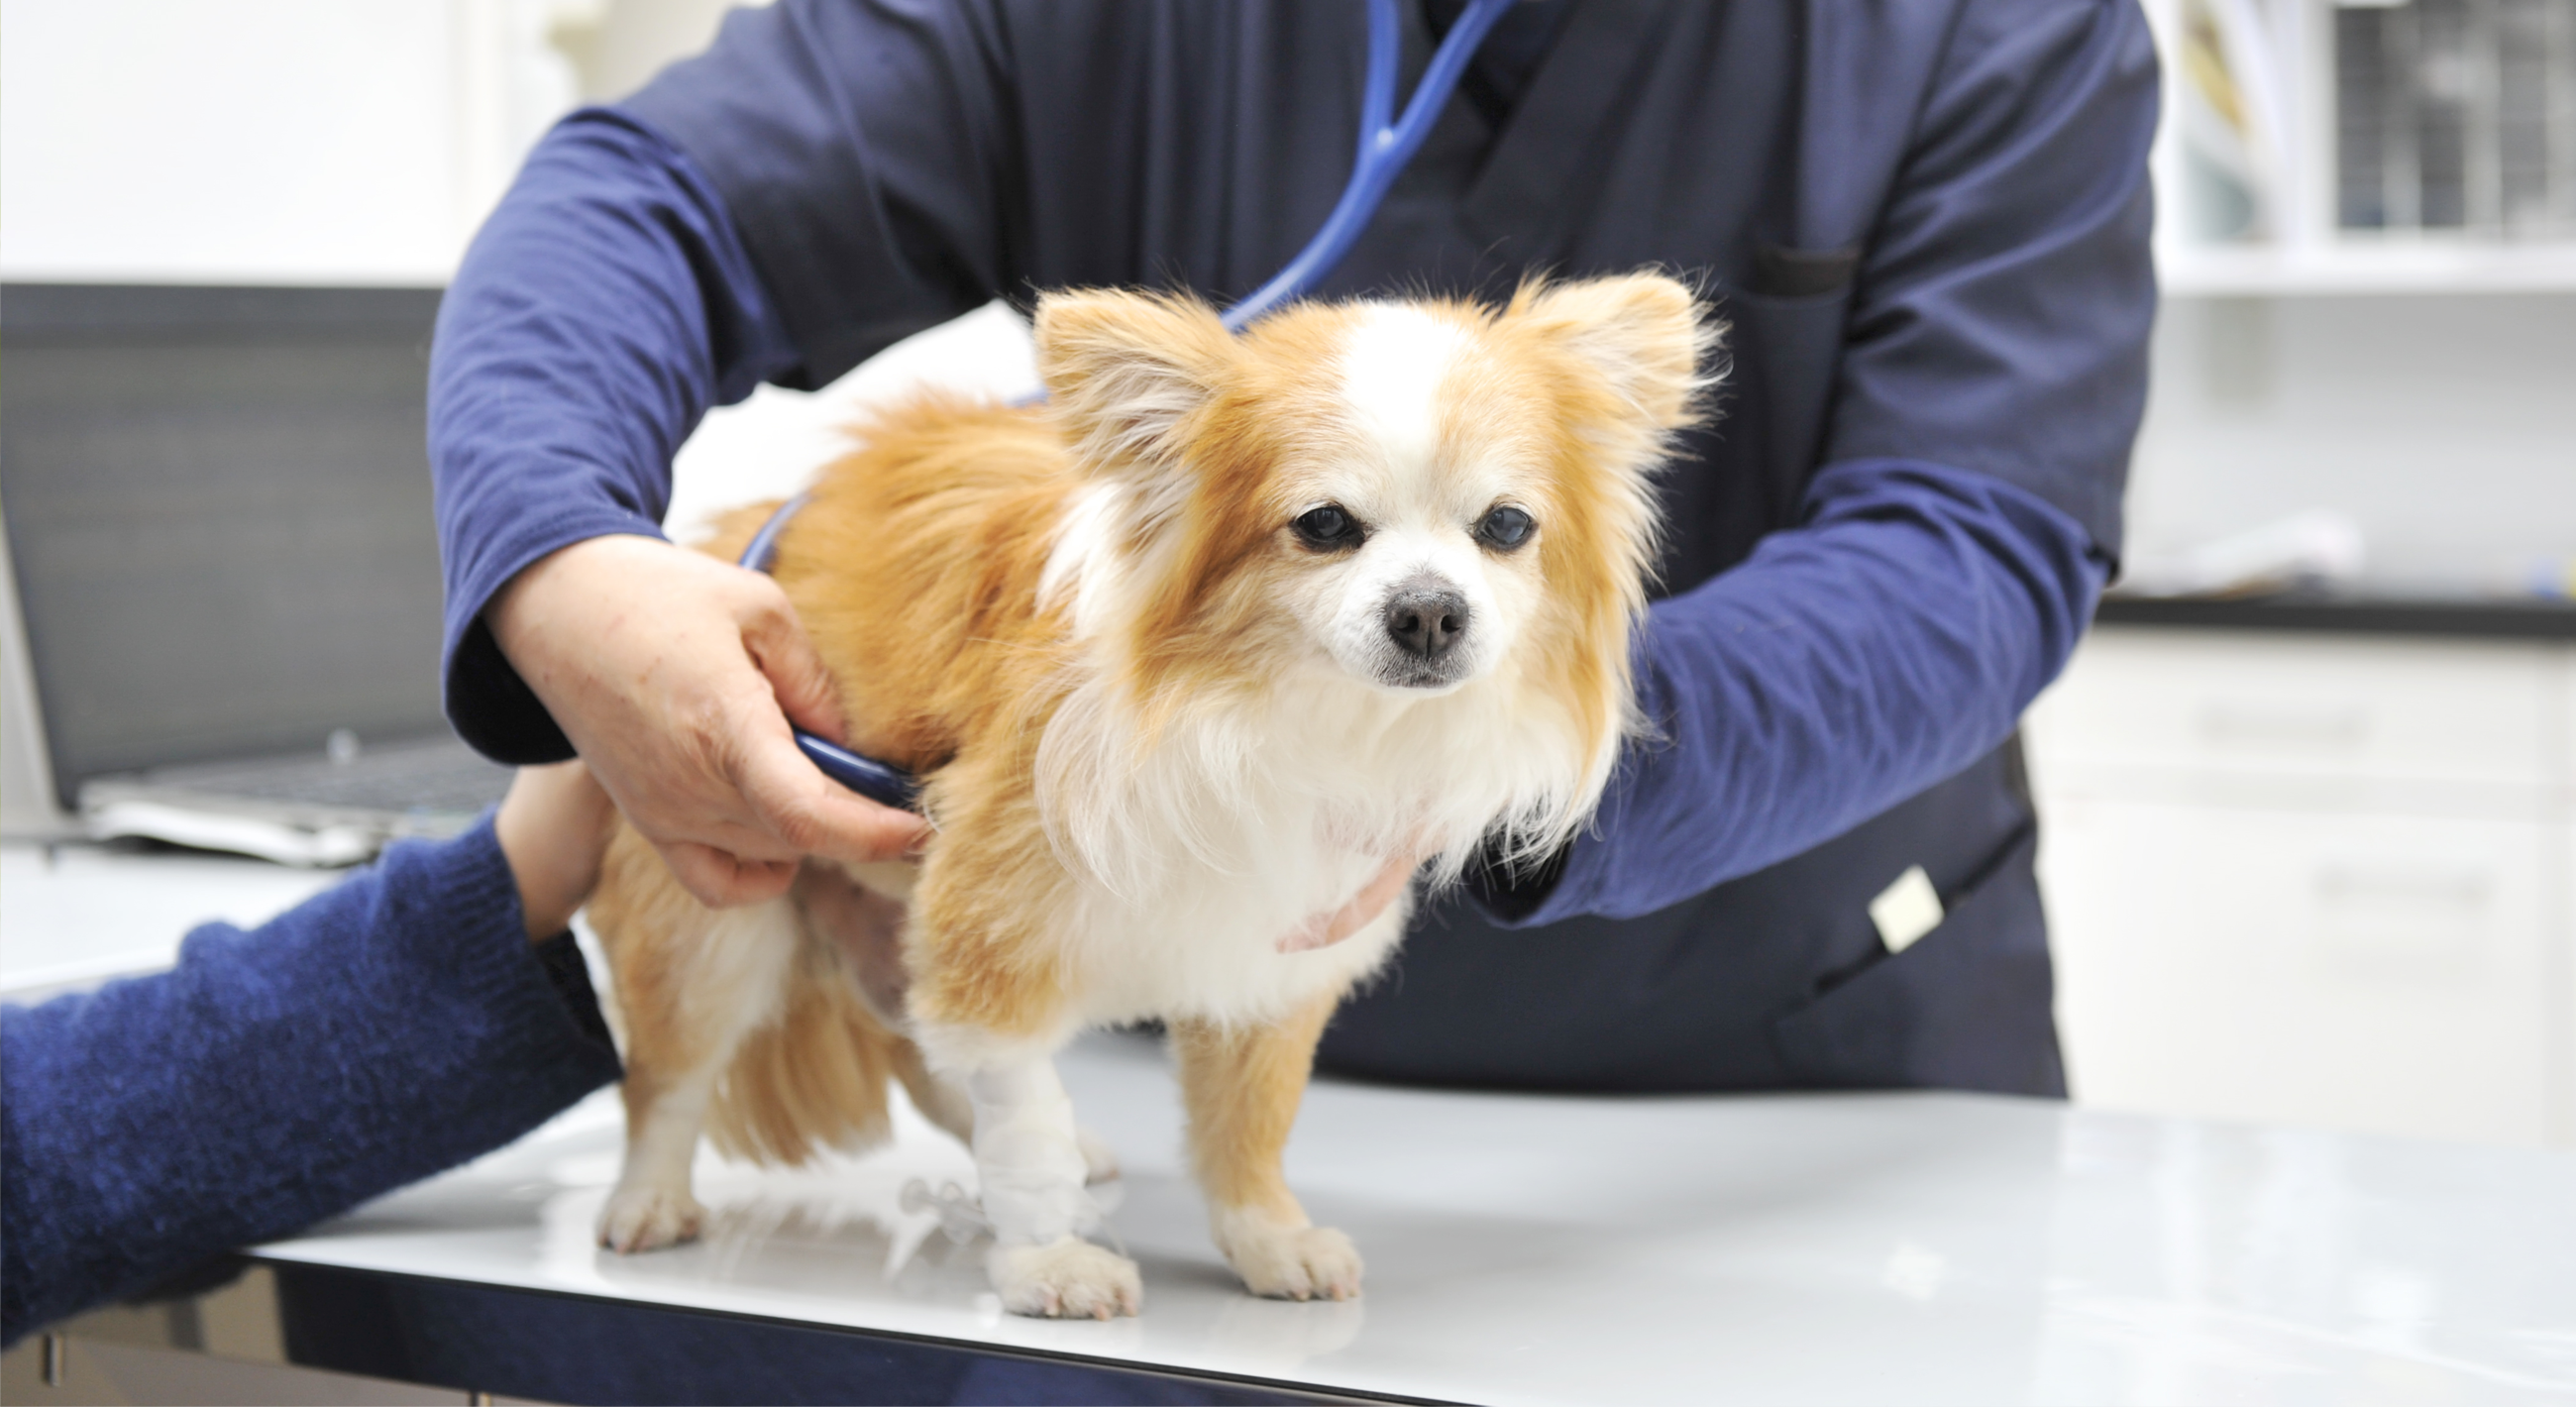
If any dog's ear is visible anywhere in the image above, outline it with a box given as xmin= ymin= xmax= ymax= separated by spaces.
xmin=1510 ymin=274 xmax=1714 ymax=439
xmin=1033 ymin=289 xmax=1236 ymax=479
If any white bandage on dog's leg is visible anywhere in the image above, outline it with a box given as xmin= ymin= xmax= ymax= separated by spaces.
xmin=966 ymin=1056 xmax=1098 ymax=1246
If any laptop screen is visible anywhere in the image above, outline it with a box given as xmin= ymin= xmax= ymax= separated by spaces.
xmin=1 ymin=284 xmax=454 ymax=806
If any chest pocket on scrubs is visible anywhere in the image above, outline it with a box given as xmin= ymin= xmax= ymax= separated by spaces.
xmin=1665 ymin=248 xmax=1854 ymax=588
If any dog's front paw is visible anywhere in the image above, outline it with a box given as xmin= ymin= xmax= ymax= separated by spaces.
xmin=990 ymin=1238 xmax=1142 ymax=1319
xmin=1219 ymin=1216 xmax=1363 ymax=1302
xmin=597 ymin=1184 xmax=705 ymax=1254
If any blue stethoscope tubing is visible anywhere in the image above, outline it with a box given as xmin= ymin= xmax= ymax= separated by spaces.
xmin=1222 ymin=0 xmax=1517 ymax=331
xmin=743 ymin=0 xmax=1518 ymax=812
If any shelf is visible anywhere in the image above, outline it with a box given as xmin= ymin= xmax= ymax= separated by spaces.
xmin=2159 ymin=242 xmax=2576 ymax=296
xmin=2096 ymin=594 xmax=2576 ymax=641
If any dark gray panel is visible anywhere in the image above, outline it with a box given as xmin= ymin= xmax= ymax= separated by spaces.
xmin=0 ymin=284 xmax=451 ymax=802
xmin=0 ymin=282 xmax=445 ymax=336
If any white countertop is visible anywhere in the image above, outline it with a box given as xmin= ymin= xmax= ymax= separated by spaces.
xmin=0 ymin=841 xmax=337 ymax=1002
xmin=10 ymin=841 xmax=2571 ymax=1403
xmin=263 ymin=1032 xmax=2576 ymax=1406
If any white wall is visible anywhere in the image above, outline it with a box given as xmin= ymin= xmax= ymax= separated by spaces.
xmin=0 ymin=0 xmax=743 ymax=285
xmin=1 ymin=1 xmax=477 ymax=283
xmin=2128 ymin=292 xmax=2576 ymax=589
xmin=556 ymin=0 xmax=738 ymax=104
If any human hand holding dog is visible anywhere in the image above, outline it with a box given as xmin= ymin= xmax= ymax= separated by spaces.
xmin=1279 ymin=852 xmax=1425 ymax=953
xmin=492 ymin=759 xmax=619 ymax=939
xmin=489 ymin=535 xmax=930 ymax=909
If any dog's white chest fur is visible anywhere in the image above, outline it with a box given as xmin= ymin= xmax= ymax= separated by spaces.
xmin=1025 ymin=619 xmax=1590 ymax=1029
xmin=1061 ymin=802 xmax=1411 ymax=1029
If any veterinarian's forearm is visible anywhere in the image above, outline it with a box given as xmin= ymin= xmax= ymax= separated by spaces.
xmin=1495 ymin=460 xmax=2106 ymax=925
xmin=430 ymin=109 xmax=796 ymax=763
xmin=1479 ymin=2 xmax=2153 ymax=926
xmin=0 ymin=821 xmax=622 ymax=1346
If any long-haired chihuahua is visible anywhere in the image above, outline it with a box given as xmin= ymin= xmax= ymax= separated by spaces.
xmin=585 ymin=273 xmax=1710 ymax=1318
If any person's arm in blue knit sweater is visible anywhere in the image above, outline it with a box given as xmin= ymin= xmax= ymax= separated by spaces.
xmin=0 ymin=766 xmax=627 ymax=1348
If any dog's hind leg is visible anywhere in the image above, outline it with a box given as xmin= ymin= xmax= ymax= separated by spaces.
xmin=588 ymin=831 xmax=802 ymax=1253
xmin=1171 ymin=988 xmax=1361 ymax=1301
xmin=602 ymin=1056 xmax=722 ymax=1253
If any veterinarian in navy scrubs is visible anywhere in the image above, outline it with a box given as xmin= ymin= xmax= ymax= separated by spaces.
xmin=434 ymin=1 xmax=2155 ymax=1099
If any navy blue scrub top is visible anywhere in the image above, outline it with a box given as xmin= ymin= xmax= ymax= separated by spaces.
xmin=444 ymin=0 xmax=2158 ymax=1096
xmin=623 ymin=0 xmax=2148 ymax=583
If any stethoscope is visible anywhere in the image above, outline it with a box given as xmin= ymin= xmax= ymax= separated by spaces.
xmin=739 ymin=0 xmax=1519 ymax=811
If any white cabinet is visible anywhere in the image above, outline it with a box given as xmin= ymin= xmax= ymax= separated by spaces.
xmin=2025 ymin=631 xmax=2556 ymax=794
xmin=2026 ymin=626 xmax=2575 ymax=1147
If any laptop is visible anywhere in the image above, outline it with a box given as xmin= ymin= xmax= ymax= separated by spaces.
xmin=1 ymin=283 xmax=512 ymax=865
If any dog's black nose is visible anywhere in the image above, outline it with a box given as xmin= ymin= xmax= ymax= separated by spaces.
xmin=1384 ymin=584 xmax=1470 ymax=661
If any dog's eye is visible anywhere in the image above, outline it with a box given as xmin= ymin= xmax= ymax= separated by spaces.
xmin=1292 ymin=504 xmax=1363 ymax=551
xmin=1476 ymin=505 xmax=1535 ymax=551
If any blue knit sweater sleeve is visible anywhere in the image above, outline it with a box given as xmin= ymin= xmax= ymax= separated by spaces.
xmin=0 ymin=820 xmax=624 ymax=1347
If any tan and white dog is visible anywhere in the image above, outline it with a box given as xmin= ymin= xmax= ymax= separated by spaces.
xmin=585 ymin=274 xmax=1709 ymax=1318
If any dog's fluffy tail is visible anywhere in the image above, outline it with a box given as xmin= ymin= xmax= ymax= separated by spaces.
xmin=704 ymin=942 xmax=906 ymax=1166
xmin=590 ymin=824 xmax=909 ymax=1169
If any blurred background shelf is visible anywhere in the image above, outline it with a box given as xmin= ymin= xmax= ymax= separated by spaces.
xmin=2095 ymin=591 xmax=2576 ymax=637
xmin=2149 ymin=0 xmax=2576 ymax=294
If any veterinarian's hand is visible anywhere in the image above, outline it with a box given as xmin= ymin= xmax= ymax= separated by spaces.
xmin=493 ymin=759 xmax=619 ymax=940
xmin=1279 ymin=851 xmax=1425 ymax=953
xmin=489 ymin=534 xmax=931 ymax=908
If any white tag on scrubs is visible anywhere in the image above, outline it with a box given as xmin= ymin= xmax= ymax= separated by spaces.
xmin=1870 ymin=865 xmax=1944 ymax=954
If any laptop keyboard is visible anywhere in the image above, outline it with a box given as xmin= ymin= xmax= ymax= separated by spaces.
xmin=138 ymin=735 xmax=515 ymax=816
